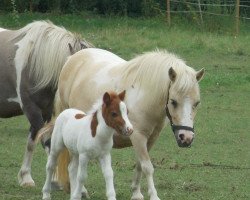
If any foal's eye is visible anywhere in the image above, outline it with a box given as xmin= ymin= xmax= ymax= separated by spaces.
xmin=111 ymin=112 xmax=118 ymax=117
xmin=170 ymin=99 xmax=178 ymax=108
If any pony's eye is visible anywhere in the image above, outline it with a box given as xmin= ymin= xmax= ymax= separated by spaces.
xmin=170 ymin=99 xmax=178 ymax=108
xmin=111 ymin=112 xmax=118 ymax=117
xmin=193 ymin=101 xmax=200 ymax=108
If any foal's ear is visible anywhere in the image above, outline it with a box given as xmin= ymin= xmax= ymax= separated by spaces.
xmin=196 ymin=68 xmax=205 ymax=82
xmin=118 ymin=90 xmax=126 ymax=101
xmin=169 ymin=67 xmax=177 ymax=82
xmin=68 ymin=43 xmax=75 ymax=55
xmin=103 ymin=92 xmax=111 ymax=106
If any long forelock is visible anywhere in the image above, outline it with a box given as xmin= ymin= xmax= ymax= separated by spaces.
xmin=172 ymin=66 xmax=197 ymax=95
xmin=12 ymin=20 xmax=87 ymax=92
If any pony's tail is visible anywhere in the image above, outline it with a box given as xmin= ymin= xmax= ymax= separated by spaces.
xmin=57 ymin=148 xmax=71 ymax=193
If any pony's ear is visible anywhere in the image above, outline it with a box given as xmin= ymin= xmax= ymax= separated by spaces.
xmin=80 ymin=41 xmax=87 ymax=49
xmin=169 ymin=67 xmax=177 ymax=82
xmin=68 ymin=43 xmax=75 ymax=55
xmin=103 ymin=92 xmax=111 ymax=106
xmin=196 ymin=68 xmax=205 ymax=82
xmin=118 ymin=90 xmax=126 ymax=101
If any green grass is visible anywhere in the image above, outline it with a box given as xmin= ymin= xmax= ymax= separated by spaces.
xmin=0 ymin=13 xmax=250 ymax=200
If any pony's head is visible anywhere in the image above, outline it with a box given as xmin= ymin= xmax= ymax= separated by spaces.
xmin=102 ymin=91 xmax=133 ymax=136
xmin=166 ymin=67 xmax=204 ymax=147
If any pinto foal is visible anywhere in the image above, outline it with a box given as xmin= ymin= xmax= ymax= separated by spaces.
xmin=42 ymin=91 xmax=133 ymax=200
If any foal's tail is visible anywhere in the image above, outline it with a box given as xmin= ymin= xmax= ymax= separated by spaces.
xmin=37 ymin=120 xmax=71 ymax=193
xmin=37 ymin=122 xmax=54 ymax=149
xmin=57 ymin=149 xmax=71 ymax=192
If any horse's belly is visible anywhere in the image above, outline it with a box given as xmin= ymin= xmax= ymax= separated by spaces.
xmin=0 ymin=101 xmax=22 ymax=118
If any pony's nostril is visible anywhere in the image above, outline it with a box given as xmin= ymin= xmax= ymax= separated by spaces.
xmin=179 ymin=133 xmax=185 ymax=141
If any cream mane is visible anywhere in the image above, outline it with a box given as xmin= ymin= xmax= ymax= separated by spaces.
xmin=119 ymin=50 xmax=197 ymax=101
xmin=11 ymin=20 xmax=90 ymax=92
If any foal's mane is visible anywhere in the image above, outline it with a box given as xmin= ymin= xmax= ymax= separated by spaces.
xmin=120 ymin=50 xmax=197 ymax=101
xmin=11 ymin=20 xmax=91 ymax=92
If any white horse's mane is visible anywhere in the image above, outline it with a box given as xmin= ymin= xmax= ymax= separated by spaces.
xmin=87 ymin=98 xmax=103 ymax=115
xmin=120 ymin=50 xmax=197 ymax=100
xmin=11 ymin=20 xmax=89 ymax=91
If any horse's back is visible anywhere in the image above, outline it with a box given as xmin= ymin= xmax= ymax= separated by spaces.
xmin=59 ymin=48 xmax=126 ymax=112
xmin=0 ymin=30 xmax=23 ymax=117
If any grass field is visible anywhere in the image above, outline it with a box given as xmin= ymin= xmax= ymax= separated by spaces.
xmin=0 ymin=13 xmax=250 ymax=200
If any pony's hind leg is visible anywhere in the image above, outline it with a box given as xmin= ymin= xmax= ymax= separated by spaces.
xmin=99 ymin=153 xmax=116 ymax=200
xmin=71 ymin=154 xmax=89 ymax=200
xmin=68 ymin=155 xmax=89 ymax=199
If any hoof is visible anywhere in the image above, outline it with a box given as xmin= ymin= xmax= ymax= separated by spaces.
xmin=20 ymin=180 xmax=35 ymax=187
xmin=18 ymin=170 xmax=35 ymax=187
xmin=82 ymin=192 xmax=90 ymax=199
xmin=51 ymin=181 xmax=62 ymax=191
xmin=42 ymin=193 xmax=51 ymax=200
xmin=131 ymin=194 xmax=144 ymax=200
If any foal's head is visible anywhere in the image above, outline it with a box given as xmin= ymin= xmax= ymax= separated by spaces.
xmin=102 ymin=91 xmax=133 ymax=136
xmin=166 ymin=67 xmax=205 ymax=147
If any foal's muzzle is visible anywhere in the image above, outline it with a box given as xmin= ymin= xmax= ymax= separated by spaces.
xmin=119 ymin=126 xmax=133 ymax=136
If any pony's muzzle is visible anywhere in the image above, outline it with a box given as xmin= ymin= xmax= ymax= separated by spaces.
xmin=175 ymin=131 xmax=194 ymax=148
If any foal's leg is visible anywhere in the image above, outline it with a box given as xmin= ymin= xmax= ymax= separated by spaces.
xmin=69 ymin=154 xmax=89 ymax=199
xmin=99 ymin=153 xmax=116 ymax=200
xmin=71 ymin=154 xmax=89 ymax=200
xmin=130 ymin=132 xmax=160 ymax=200
xmin=42 ymin=149 xmax=61 ymax=200
xmin=68 ymin=154 xmax=79 ymax=195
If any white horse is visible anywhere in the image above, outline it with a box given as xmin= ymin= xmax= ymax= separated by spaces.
xmin=41 ymin=91 xmax=133 ymax=200
xmin=50 ymin=48 xmax=205 ymax=200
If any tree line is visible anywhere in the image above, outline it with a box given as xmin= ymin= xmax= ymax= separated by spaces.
xmin=0 ymin=0 xmax=249 ymax=17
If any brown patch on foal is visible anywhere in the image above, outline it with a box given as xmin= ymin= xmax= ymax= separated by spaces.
xmin=75 ymin=113 xmax=86 ymax=119
xmin=91 ymin=112 xmax=98 ymax=137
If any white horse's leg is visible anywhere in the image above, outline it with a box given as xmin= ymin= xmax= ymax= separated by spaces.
xmin=131 ymin=160 xmax=144 ymax=200
xmin=99 ymin=153 xmax=116 ymax=200
xmin=42 ymin=151 xmax=60 ymax=200
xmin=131 ymin=132 xmax=160 ymax=200
xmin=71 ymin=154 xmax=89 ymax=200
xmin=18 ymin=134 xmax=35 ymax=187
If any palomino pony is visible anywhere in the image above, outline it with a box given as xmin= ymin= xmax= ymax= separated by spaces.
xmin=53 ymin=48 xmax=205 ymax=200
xmin=42 ymin=91 xmax=133 ymax=200
xmin=0 ymin=21 xmax=91 ymax=187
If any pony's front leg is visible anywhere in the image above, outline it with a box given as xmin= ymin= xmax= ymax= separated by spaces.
xmin=131 ymin=133 xmax=160 ymax=200
xmin=99 ymin=153 xmax=116 ymax=200
xmin=18 ymin=97 xmax=45 ymax=187
xmin=131 ymin=160 xmax=143 ymax=200
xmin=18 ymin=132 xmax=36 ymax=187
xmin=71 ymin=154 xmax=89 ymax=200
